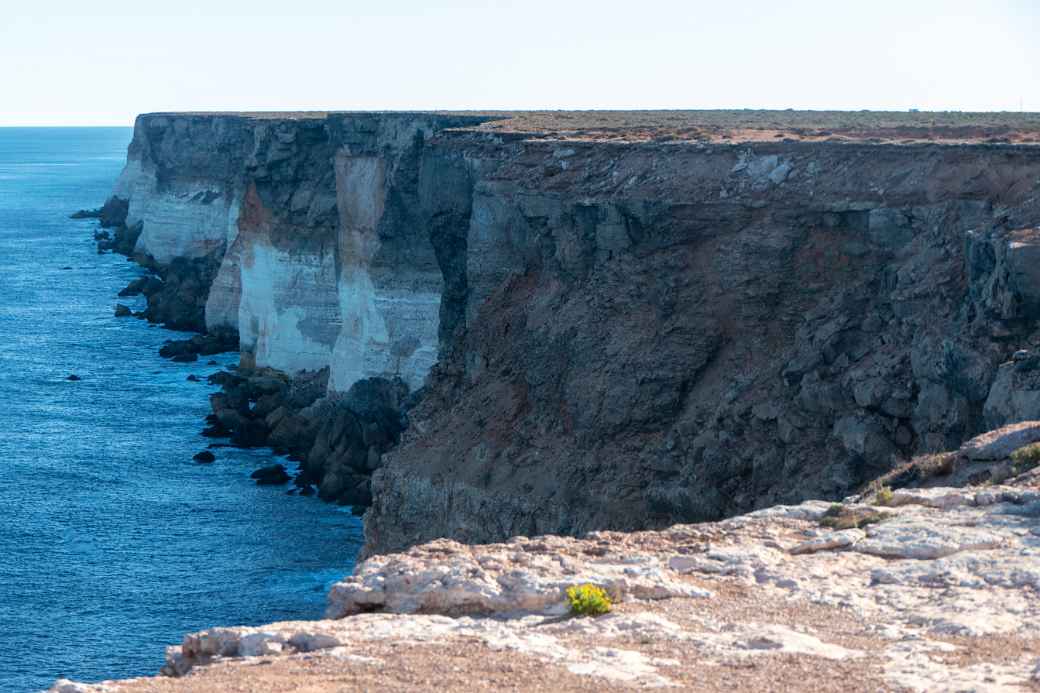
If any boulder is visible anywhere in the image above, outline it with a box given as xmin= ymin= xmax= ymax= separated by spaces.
xmin=251 ymin=464 xmax=290 ymax=485
xmin=114 ymin=304 xmax=132 ymax=317
xmin=984 ymin=360 xmax=1040 ymax=429
xmin=117 ymin=275 xmax=163 ymax=298
xmin=960 ymin=421 xmax=1040 ymax=460
xmin=159 ymin=333 xmax=237 ymax=362
xmin=193 ymin=451 xmax=216 ymax=464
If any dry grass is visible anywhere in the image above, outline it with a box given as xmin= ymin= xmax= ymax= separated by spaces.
xmin=138 ymin=110 xmax=1040 ymax=145
xmin=819 ymin=504 xmax=891 ymax=530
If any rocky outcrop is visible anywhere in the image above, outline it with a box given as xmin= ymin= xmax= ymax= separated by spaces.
xmin=200 ymin=366 xmax=409 ymax=505
xmin=95 ymin=112 xmax=1040 ymax=553
xmin=50 ymin=464 xmax=1040 ymax=692
xmin=71 ymin=196 xmax=129 ymax=228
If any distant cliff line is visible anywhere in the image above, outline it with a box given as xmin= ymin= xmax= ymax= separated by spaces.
xmin=96 ymin=111 xmax=1040 ymax=556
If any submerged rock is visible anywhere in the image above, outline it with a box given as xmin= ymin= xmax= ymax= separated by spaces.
xmin=250 ymin=464 xmax=290 ymax=485
xmin=193 ymin=451 xmax=216 ymax=464
xmin=114 ymin=304 xmax=132 ymax=317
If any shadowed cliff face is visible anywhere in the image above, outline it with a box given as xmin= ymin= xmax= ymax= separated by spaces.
xmin=104 ymin=113 xmax=1040 ymax=556
xmin=364 ymin=138 xmax=1040 ymax=554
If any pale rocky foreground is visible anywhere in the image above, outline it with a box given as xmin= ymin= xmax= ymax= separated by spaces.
xmin=53 ymin=464 xmax=1040 ymax=692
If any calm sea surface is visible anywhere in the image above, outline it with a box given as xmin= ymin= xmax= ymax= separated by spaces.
xmin=0 ymin=128 xmax=363 ymax=692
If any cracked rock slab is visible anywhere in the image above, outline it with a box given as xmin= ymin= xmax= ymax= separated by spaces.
xmin=960 ymin=420 xmax=1040 ymax=460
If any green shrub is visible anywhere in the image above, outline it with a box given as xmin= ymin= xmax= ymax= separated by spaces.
xmin=1011 ymin=442 xmax=1040 ymax=466
xmin=566 ymin=583 xmax=612 ymax=617
xmin=1011 ymin=443 xmax=1040 ymax=474
xmin=874 ymin=484 xmax=894 ymax=506
xmin=819 ymin=504 xmax=890 ymax=530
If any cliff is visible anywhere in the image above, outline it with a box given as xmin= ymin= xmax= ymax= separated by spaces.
xmin=97 ymin=111 xmax=1040 ymax=555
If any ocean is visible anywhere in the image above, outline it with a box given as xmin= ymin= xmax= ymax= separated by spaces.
xmin=0 ymin=128 xmax=363 ymax=692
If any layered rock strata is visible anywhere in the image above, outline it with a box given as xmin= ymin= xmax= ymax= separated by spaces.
xmin=96 ymin=112 xmax=1040 ymax=548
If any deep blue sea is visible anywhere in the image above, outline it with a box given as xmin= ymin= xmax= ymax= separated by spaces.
xmin=0 ymin=128 xmax=363 ymax=693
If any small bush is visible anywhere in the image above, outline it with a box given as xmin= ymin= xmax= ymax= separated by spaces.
xmin=874 ymin=483 xmax=895 ymax=506
xmin=567 ymin=583 xmax=612 ymax=617
xmin=1011 ymin=443 xmax=1040 ymax=474
xmin=820 ymin=504 xmax=890 ymax=530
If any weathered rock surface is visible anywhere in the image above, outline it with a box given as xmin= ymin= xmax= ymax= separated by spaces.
xmin=960 ymin=420 xmax=1040 ymax=460
xmin=52 ymin=475 xmax=1040 ymax=692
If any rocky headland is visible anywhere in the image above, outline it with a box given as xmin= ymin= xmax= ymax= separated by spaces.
xmin=61 ymin=110 xmax=1040 ymax=690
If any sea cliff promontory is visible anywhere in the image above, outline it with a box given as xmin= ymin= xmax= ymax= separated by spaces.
xmin=91 ymin=111 xmax=1040 ymax=557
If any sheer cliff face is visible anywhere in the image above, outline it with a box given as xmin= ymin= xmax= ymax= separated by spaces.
xmin=365 ymin=138 xmax=1040 ymax=553
xmin=114 ymin=113 xmax=484 ymax=392
xmin=109 ymin=114 xmax=1040 ymax=556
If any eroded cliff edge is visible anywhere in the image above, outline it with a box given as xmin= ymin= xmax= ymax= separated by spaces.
xmin=98 ymin=111 xmax=1040 ymax=556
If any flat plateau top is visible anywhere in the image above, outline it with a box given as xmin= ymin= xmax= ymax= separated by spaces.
xmin=145 ymin=110 xmax=1040 ymax=145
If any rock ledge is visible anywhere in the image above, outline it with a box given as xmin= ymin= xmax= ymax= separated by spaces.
xmin=53 ymin=476 xmax=1040 ymax=692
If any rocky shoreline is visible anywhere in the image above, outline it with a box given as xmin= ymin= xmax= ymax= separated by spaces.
xmin=78 ymin=199 xmax=407 ymax=510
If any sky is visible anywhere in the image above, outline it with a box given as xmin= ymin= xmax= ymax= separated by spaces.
xmin=1 ymin=0 xmax=1038 ymax=126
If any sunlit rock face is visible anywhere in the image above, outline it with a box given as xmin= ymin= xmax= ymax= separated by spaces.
xmin=113 ymin=116 xmax=248 ymax=265
xmin=110 ymin=112 xmax=486 ymax=393
xmin=329 ymin=149 xmax=442 ymax=392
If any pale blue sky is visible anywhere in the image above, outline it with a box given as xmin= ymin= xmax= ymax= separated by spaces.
xmin=2 ymin=0 xmax=1037 ymax=125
